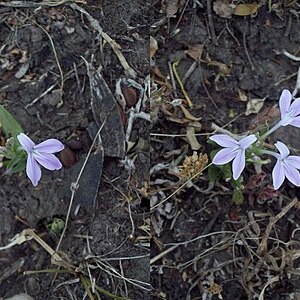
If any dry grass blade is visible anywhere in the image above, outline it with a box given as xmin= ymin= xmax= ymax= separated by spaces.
xmin=257 ymin=198 xmax=298 ymax=255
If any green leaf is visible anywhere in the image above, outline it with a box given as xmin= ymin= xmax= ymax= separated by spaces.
xmin=0 ymin=105 xmax=23 ymax=139
xmin=5 ymin=156 xmax=26 ymax=173
xmin=232 ymin=189 xmax=244 ymax=205
xmin=208 ymin=164 xmax=222 ymax=183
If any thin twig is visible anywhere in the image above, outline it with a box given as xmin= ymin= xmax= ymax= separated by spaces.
xmin=56 ymin=117 xmax=107 ymax=251
xmin=243 ymin=23 xmax=255 ymax=71
xmin=206 ymin=0 xmax=217 ymax=45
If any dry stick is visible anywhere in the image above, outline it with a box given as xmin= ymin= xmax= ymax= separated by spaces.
xmin=243 ymin=24 xmax=255 ymax=71
xmin=257 ymin=198 xmax=298 ymax=256
xmin=56 ymin=118 xmax=107 ymax=251
xmin=69 ymin=3 xmax=137 ymax=79
xmin=206 ymin=0 xmax=217 ymax=45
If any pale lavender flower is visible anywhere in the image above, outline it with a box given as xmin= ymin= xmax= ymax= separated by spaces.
xmin=272 ymin=141 xmax=300 ymax=190
xmin=17 ymin=133 xmax=64 ymax=186
xmin=279 ymin=89 xmax=300 ymax=127
xmin=210 ymin=134 xmax=257 ymax=180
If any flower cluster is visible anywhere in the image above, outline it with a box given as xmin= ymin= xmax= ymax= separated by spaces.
xmin=210 ymin=89 xmax=300 ymax=190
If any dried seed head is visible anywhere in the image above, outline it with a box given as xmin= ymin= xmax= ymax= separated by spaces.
xmin=179 ymin=152 xmax=208 ymax=179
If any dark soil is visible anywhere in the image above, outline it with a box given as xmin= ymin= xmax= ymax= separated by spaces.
xmin=0 ymin=1 xmax=150 ymax=299
xmin=150 ymin=1 xmax=300 ymax=300
xmin=1 ymin=1 xmax=300 ymax=300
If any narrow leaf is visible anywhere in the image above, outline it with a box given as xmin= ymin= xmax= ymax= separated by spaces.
xmin=0 ymin=105 xmax=23 ymax=138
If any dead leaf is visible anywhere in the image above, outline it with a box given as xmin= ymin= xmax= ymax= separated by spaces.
xmin=185 ymin=44 xmax=204 ymax=63
xmin=206 ymin=54 xmax=231 ymax=76
xmin=180 ymin=105 xmax=202 ymax=121
xmin=237 ymin=89 xmax=248 ymax=102
xmin=150 ymin=36 xmax=158 ymax=59
xmin=234 ymin=3 xmax=260 ymax=16
xmin=162 ymin=0 xmax=185 ymax=18
xmin=213 ymin=0 xmax=235 ymax=19
xmin=245 ymin=96 xmax=267 ymax=116
xmin=186 ymin=124 xmax=201 ymax=150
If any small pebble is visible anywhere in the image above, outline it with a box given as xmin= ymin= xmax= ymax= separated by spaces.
xmin=121 ymin=85 xmax=137 ymax=107
xmin=59 ymin=147 xmax=77 ymax=168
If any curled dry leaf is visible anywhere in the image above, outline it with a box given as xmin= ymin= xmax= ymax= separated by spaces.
xmin=162 ymin=0 xmax=185 ymax=18
xmin=185 ymin=44 xmax=204 ymax=63
xmin=150 ymin=36 xmax=158 ymax=59
xmin=234 ymin=3 xmax=260 ymax=16
xmin=237 ymin=88 xmax=248 ymax=102
xmin=186 ymin=123 xmax=201 ymax=150
xmin=213 ymin=0 xmax=235 ymax=19
xmin=245 ymin=96 xmax=267 ymax=116
xmin=180 ymin=105 xmax=202 ymax=121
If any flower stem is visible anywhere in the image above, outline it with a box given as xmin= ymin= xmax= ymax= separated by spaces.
xmin=260 ymin=121 xmax=282 ymax=140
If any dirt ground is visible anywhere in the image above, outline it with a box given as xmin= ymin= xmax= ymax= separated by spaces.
xmin=0 ymin=0 xmax=300 ymax=300
xmin=0 ymin=0 xmax=150 ymax=299
xmin=150 ymin=0 xmax=300 ymax=300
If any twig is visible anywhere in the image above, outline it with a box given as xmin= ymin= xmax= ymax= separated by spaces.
xmin=56 ymin=117 xmax=107 ymax=251
xmin=257 ymin=198 xmax=298 ymax=255
xmin=202 ymin=77 xmax=220 ymax=112
xmin=172 ymin=0 xmax=190 ymax=35
xmin=243 ymin=23 xmax=255 ymax=71
xmin=172 ymin=60 xmax=193 ymax=107
xmin=206 ymin=0 xmax=217 ymax=45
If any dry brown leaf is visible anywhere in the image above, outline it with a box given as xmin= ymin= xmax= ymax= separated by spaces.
xmin=186 ymin=124 xmax=201 ymax=150
xmin=237 ymin=88 xmax=248 ymax=102
xmin=234 ymin=3 xmax=260 ymax=16
xmin=185 ymin=44 xmax=204 ymax=63
xmin=162 ymin=0 xmax=185 ymax=18
xmin=180 ymin=105 xmax=202 ymax=121
xmin=213 ymin=0 xmax=234 ymax=19
xmin=206 ymin=54 xmax=231 ymax=76
xmin=245 ymin=96 xmax=267 ymax=116
xmin=150 ymin=36 xmax=158 ymax=59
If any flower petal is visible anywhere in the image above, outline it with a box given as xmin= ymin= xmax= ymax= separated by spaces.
xmin=232 ymin=149 xmax=245 ymax=180
xmin=286 ymin=156 xmax=300 ymax=169
xmin=289 ymin=116 xmax=300 ymax=128
xmin=212 ymin=148 xmax=237 ymax=165
xmin=34 ymin=138 xmax=64 ymax=153
xmin=239 ymin=134 xmax=257 ymax=150
xmin=274 ymin=141 xmax=290 ymax=158
xmin=279 ymin=89 xmax=292 ymax=119
xmin=289 ymin=98 xmax=300 ymax=117
xmin=209 ymin=134 xmax=238 ymax=148
xmin=33 ymin=152 xmax=62 ymax=170
xmin=283 ymin=163 xmax=300 ymax=187
xmin=272 ymin=160 xmax=285 ymax=190
xmin=17 ymin=133 xmax=35 ymax=153
xmin=26 ymin=153 xmax=41 ymax=186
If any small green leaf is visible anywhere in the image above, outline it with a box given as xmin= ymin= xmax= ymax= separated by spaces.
xmin=208 ymin=164 xmax=222 ymax=183
xmin=232 ymin=189 xmax=244 ymax=205
xmin=0 ymin=105 xmax=23 ymax=139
